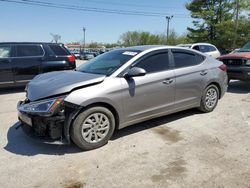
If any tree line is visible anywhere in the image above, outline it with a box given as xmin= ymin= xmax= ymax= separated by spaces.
xmin=69 ymin=0 xmax=250 ymax=52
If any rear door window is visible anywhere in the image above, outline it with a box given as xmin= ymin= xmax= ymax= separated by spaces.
xmin=16 ymin=45 xmax=44 ymax=57
xmin=172 ymin=50 xmax=199 ymax=68
xmin=0 ymin=45 xmax=11 ymax=58
xmin=48 ymin=44 xmax=70 ymax=56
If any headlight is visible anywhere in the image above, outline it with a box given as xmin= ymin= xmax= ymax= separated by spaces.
xmin=246 ymin=60 xmax=250 ymax=66
xmin=18 ymin=96 xmax=64 ymax=113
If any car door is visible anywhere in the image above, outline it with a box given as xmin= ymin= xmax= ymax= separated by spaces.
xmin=121 ymin=50 xmax=175 ymax=125
xmin=0 ymin=44 xmax=14 ymax=87
xmin=12 ymin=44 xmax=44 ymax=86
xmin=171 ymin=49 xmax=208 ymax=110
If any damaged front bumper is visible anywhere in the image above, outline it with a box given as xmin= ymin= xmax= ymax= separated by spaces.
xmin=17 ymin=99 xmax=81 ymax=145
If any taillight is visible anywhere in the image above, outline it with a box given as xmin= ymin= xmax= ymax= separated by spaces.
xmin=219 ymin=64 xmax=227 ymax=72
xmin=67 ymin=55 xmax=76 ymax=62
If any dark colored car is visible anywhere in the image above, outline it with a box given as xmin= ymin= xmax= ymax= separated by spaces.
xmin=218 ymin=42 xmax=250 ymax=82
xmin=0 ymin=42 xmax=76 ymax=88
xmin=79 ymin=52 xmax=94 ymax=60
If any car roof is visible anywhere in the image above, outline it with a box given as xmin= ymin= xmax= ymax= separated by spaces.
xmin=179 ymin=43 xmax=216 ymax=46
xmin=112 ymin=45 xmax=209 ymax=55
xmin=0 ymin=42 xmax=64 ymax=45
xmin=120 ymin=45 xmax=172 ymax=52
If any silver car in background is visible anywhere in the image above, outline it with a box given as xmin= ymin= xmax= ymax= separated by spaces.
xmin=17 ymin=45 xmax=228 ymax=150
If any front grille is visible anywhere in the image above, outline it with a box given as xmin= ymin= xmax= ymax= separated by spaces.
xmin=222 ymin=59 xmax=244 ymax=66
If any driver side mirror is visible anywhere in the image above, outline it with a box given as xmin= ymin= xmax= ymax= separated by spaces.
xmin=124 ymin=67 xmax=146 ymax=79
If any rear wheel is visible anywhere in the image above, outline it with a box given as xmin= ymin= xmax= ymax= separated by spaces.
xmin=198 ymin=84 xmax=219 ymax=113
xmin=71 ymin=106 xmax=115 ymax=150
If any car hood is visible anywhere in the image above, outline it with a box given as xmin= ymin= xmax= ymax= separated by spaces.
xmin=26 ymin=71 xmax=105 ymax=101
xmin=219 ymin=52 xmax=250 ymax=59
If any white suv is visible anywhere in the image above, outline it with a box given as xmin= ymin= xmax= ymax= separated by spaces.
xmin=178 ymin=43 xmax=221 ymax=58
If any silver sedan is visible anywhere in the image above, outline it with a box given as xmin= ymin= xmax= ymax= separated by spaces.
xmin=17 ymin=45 xmax=228 ymax=150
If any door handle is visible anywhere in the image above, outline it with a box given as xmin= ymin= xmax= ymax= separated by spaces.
xmin=200 ymin=70 xmax=208 ymax=76
xmin=163 ymin=79 xmax=173 ymax=85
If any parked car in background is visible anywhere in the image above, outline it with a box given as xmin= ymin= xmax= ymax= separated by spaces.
xmin=80 ymin=51 xmax=95 ymax=60
xmin=218 ymin=42 xmax=250 ymax=82
xmin=69 ymin=49 xmax=81 ymax=59
xmin=0 ymin=42 xmax=76 ymax=88
xmin=72 ymin=51 xmax=80 ymax=59
xmin=177 ymin=43 xmax=221 ymax=58
xmin=90 ymin=51 xmax=99 ymax=57
xmin=17 ymin=45 xmax=227 ymax=150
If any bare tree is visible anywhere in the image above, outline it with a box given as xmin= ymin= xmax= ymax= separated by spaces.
xmin=50 ymin=33 xmax=61 ymax=43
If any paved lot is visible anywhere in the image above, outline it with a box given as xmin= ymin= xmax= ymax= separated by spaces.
xmin=76 ymin=59 xmax=87 ymax=67
xmin=0 ymin=81 xmax=250 ymax=188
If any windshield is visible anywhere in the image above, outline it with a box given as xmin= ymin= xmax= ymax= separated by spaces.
xmin=77 ymin=49 xmax=141 ymax=76
xmin=239 ymin=42 xmax=250 ymax=52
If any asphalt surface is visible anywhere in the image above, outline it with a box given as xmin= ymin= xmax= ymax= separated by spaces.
xmin=0 ymin=69 xmax=250 ymax=187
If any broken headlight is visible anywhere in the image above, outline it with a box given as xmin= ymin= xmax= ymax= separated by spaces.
xmin=18 ymin=96 xmax=65 ymax=113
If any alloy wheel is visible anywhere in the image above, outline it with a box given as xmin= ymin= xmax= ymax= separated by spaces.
xmin=205 ymin=88 xmax=218 ymax=109
xmin=81 ymin=113 xmax=110 ymax=143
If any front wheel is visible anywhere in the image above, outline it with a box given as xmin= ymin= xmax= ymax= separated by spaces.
xmin=198 ymin=84 xmax=219 ymax=113
xmin=71 ymin=106 xmax=115 ymax=150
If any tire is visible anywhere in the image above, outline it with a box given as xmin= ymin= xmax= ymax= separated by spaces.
xmin=198 ymin=84 xmax=219 ymax=113
xmin=71 ymin=106 xmax=115 ymax=150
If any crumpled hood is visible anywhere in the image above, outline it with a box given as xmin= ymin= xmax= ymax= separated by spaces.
xmin=26 ymin=71 xmax=105 ymax=101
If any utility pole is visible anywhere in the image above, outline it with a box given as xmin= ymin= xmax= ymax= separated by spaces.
xmin=83 ymin=27 xmax=86 ymax=51
xmin=166 ymin=15 xmax=173 ymax=44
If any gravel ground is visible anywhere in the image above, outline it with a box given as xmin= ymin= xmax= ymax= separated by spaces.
xmin=0 ymin=81 xmax=249 ymax=188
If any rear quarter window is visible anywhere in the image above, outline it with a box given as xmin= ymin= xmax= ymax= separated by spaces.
xmin=196 ymin=54 xmax=206 ymax=63
xmin=48 ymin=44 xmax=70 ymax=56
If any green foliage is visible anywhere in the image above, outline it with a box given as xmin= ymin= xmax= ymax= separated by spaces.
xmin=186 ymin=0 xmax=250 ymax=51
xmin=119 ymin=31 xmax=161 ymax=46
xmin=167 ymin=30 xmax=193 ymax=45
xmin=119 ymin=30 xmax=189 ymax=46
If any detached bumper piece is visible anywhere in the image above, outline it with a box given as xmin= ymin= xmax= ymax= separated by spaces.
xmin=19 ymin=112 xmax=69 ymax=145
